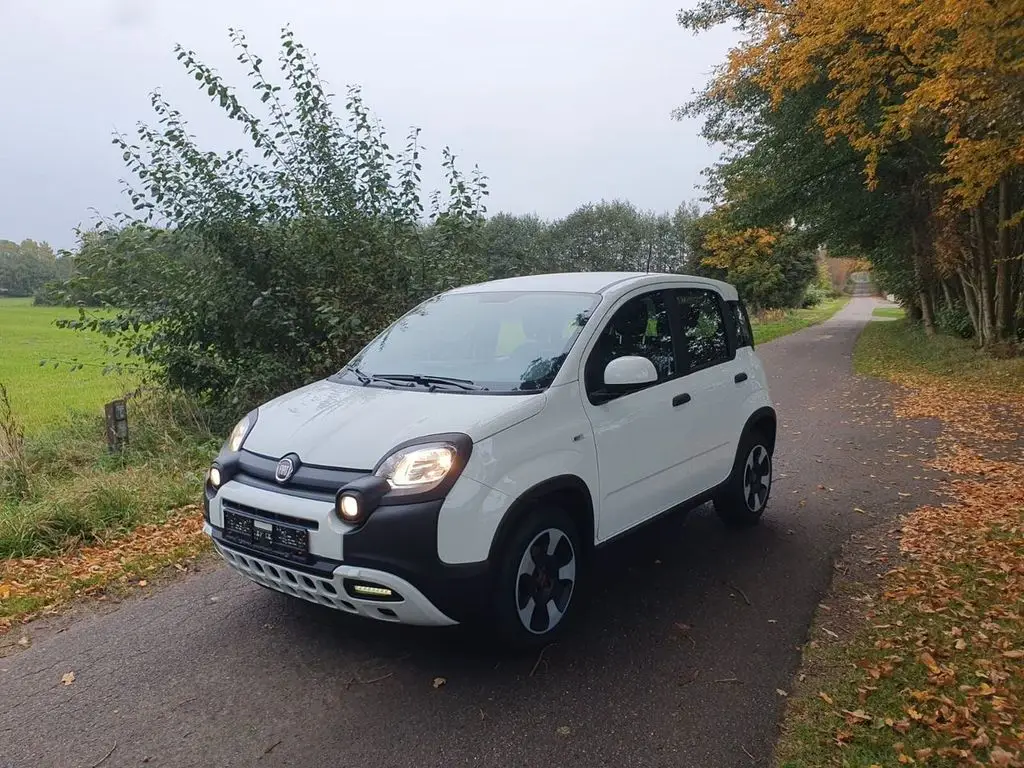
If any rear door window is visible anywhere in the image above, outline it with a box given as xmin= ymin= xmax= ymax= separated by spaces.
xmin=675 ymin=289 xmax=731 ymax=373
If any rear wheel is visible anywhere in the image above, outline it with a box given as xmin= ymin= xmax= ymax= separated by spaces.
xmin=714 ymin=430 xmax=773 ymax=527
xmin=491 ymin=508 xmax=583 ymax=649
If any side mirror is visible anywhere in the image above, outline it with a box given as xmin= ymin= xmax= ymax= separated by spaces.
xmin=603 ymin=356 xmax=658 ymax=391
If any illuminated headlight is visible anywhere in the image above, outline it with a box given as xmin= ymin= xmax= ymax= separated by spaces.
xmin=375 ymin=444 xmax=456 ymax=491
xmin=208 ymin=466 xmax=222 ymax=489
xmin=227 ymin=411 xmax=257 ymax=452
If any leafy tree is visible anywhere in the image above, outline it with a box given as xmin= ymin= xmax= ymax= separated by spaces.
xmin=481 ymin=213 xmax=552 ymax=279
xmin=691 ymin=210 xmax=819 ymax=310
xmin=677 ymin=0 xmax=1024 ymax=344
xmin=59 ymin=29 xmax=489 ymax=414
xmin=0 ymin=239 xmax=62 ymax=297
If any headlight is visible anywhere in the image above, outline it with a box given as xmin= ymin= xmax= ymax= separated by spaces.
xmin=372 ymin=436 xmax=471 ymax=501
xmin=226 ymin=411 xmax=257 ymax=452
xmin=376 ymin=444 xmax=456 ymax=489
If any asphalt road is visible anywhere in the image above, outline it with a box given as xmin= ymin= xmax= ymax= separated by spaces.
xmin=0 ymin=297 xmax=940 ymax=768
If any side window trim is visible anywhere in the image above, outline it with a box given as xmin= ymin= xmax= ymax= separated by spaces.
xmin=581 ymin=287 xmax=685 ymax=405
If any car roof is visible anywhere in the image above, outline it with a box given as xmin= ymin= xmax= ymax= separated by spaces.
xmin=446 ymin=271 xmax=738 ymax=299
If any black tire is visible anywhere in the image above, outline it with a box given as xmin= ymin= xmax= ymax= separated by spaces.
xmin=490 ymin=507 xmax=584 ymax=650
xmin=714 ymin=430 xmax=773 ymax=527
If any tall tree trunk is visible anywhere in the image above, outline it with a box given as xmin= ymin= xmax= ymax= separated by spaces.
xmin=973 ymin=205 xmax=997 ymax=346
xmin=908 ymin=299 xmax=923 ymax=322
xmin=941 ymin=278 xmax=955 ymax=312
xmin=995 ymin=176 xmax=1014 ymax=339
xmin=910 ymin=225 xmax=936 ymax=335
xmin=958 ymin=267 xmax=981 ymax=339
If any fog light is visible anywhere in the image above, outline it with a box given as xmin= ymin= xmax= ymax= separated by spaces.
xmin=338 ymin=494 xmax=361 ymax=522
xmin=209 ymin=466 xmax=222 ymax=488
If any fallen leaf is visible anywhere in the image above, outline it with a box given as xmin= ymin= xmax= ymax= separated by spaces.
xmin=919 ymin=651 xmax=940 ymax=674
xmin=776 ymin=688 xmax=788 ymax=697
xmin=138 ymin=580 xmax=148 ymax=587
xmin=61 ymin=671 xmax=75 ymax=686
xmin=432 ymin=677 xmax=446 ymax=689
xmin=557 ymin=726 xmax=571 ymax=736
xmin=819 ymin=691 xmax=834 ymax=705
xmin=969 ymin=729 xmax=990 ymax=749
xmin=955 ymin=638 xmax=967 ymax=650
xmin=17 ymin=636 xmax=29 ymax=647
xmin=1001 ymin=649 xmax=1024 ymax=659
xmin=990 ymin=747 xmax=1015 ymax=767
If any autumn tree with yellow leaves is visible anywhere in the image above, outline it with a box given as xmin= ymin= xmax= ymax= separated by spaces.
xmin=679 ymin=0 xmax=1024 ymax=345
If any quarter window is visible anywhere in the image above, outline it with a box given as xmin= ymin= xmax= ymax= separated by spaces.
xmin=676 ymin=289 xmax=730 ymax=371
xmin=585 ymin=291 xmax=675 ymax=394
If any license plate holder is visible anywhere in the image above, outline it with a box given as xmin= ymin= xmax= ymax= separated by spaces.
xmin=223 ymin=508 xmax=309 ymax=559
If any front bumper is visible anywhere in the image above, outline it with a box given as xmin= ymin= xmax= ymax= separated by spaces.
xmin=207 ymin=524 xmax=457 ymax=626
xmin=204 ymin=478 xmax=491 ymax=627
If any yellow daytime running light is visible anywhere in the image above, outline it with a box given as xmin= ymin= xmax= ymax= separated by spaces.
xmin=389 ymin=446 xmax=455 ymax=488
xmin=352 ymin=584 xmax=393 ymax=598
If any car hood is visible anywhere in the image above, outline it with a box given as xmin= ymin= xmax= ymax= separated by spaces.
xmin=241 ymin=379 xmax=546 ymax=468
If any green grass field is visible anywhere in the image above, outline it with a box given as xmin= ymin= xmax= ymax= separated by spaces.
xmin=0 ymin=298 xmax=137 ymax=435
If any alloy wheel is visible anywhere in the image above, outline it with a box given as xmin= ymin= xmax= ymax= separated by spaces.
xmin=743 ymin=444 xmax=771 ymax=512
xmin=515 ymin=528 xmax=576 ymax=635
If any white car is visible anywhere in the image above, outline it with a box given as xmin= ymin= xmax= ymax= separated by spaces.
xmin=203 ymin=272 xmax=775 ymax=647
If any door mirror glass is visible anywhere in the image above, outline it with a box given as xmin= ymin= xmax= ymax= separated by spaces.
xmin=603 ymin=356 xmax=658 ymax=390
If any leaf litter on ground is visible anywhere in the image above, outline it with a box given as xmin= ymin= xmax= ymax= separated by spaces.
xmin=779 ymin=353 xmax=1024 ymax=767
xmin=0 ymin=505 xmax=208 ymax=634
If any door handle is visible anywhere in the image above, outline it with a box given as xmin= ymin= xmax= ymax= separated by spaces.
xmin=672 ymin=393 xmax=691 ymax=407
xmin=734 ymin=372 xmax=748 ymax=383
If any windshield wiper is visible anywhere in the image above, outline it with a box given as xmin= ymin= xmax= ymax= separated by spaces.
xmin=343 ymin=365 xmax=373 ymax=385
xmin=370 ymin=373 xmax=488 ymax=391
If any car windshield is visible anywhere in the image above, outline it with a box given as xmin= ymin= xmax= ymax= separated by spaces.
xmin=340 ymin=290 xmax=601 ymax=393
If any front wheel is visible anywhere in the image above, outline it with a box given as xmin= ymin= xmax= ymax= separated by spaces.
xmin=491 ymin=508 xmax=583 ymax=649
xmin=714 ymin=431 xmax=773 ymax=527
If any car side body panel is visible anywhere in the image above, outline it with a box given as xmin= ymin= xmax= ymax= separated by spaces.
xmin=438 ymin=383 xmax=599 ymax=564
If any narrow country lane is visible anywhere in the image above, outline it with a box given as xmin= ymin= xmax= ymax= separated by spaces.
xmin=0 ymin=297 xmax=940 ymax=768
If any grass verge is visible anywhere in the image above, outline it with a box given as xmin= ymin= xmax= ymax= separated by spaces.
xmin=872 ymin=306 xmax=906 ymax=319
xmin=0 ymin=390 xmax=218 ymax=630
xmin=0 ymin=505 xmax=209 ymax=633
xmin=776 ymin=320 xmax=1024 ymax=767
xmin=752 ymin=296 xmax=851 ymax=345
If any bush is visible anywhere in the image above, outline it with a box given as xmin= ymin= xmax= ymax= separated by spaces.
xmin=935 ymin=302 xmax=974 ymax=339
xmin=801 ymin=281 xmax=833 ymax=308
xmin=58 ymin=29 xmax=489 ymax=416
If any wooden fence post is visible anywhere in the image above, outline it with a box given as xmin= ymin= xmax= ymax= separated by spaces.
xmin=104 ymin=399 xmax=129 ymax=453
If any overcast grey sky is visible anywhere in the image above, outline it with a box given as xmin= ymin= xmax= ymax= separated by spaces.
xmin=0 ymin=0 xmax=735 ymax=250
